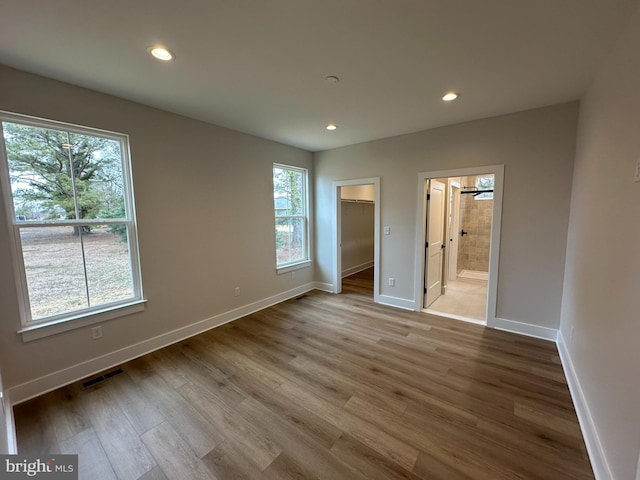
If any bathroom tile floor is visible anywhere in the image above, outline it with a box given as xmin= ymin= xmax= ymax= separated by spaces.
xmin=426 ymin=277 xmax=488 ymax=323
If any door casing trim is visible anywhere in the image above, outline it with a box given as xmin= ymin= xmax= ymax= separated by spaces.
xmin=414 ymin=165 xmax=504 ymax=327
xmin=332 ymin=177 xmax=381 ymax=303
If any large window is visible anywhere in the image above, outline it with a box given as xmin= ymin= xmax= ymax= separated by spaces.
xmin=273 ymin=164 xmax=309 ymax=269
xmin=0 ymin=112 xmax=143 ymax=335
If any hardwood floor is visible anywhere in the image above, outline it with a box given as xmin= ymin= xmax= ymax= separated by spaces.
xmin=14 ymin=268 xmax=594 ymax=479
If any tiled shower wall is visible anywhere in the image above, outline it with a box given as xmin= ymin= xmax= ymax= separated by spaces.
xmin=457 ymin=176 xmax=492 ymax=273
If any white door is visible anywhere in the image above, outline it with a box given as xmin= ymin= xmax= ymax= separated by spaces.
xmin=448 ymin=184 xmax=461 ymax=281
xmin=424 ymin=180 xmax=445 ymax=308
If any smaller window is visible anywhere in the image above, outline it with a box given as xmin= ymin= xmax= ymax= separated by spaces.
xmin=273 ymin=164 xmax=309 ymax=269
xmin=475 ymin=175 xmax=494 ymax=200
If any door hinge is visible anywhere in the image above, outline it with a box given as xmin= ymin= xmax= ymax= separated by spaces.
xmin=424 ymin=287 xmax=427 ymax=294
xmin=427 ymin=193 xmax=431 ymax=200
xmin=425 ymin=241 xmax=428 ymax=248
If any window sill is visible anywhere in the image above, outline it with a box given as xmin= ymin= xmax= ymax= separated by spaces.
xmin=276 ymin=260 xmax=312 ymax=275
xmin=18 ymin=300 xmax=147 ymax=342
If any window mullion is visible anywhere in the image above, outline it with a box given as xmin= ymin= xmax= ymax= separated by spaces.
xmin=66 ymin=131 xmax=91 ymax=307
xmin=17 ymin=219 xmax=128 ymax=227
xmin=13 ymin=225 xmax=34 ymax=322
xmin=65 ymin=131 xmax=82 ymax=221
xmin=78 ymin=226 xmax=91 ymax=307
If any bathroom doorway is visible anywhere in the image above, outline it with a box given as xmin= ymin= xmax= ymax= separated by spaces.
xmin=414 ymin=166 xmax=504 ymax=327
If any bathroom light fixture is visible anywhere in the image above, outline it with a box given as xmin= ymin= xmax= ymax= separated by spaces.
xmin=442 ymin=92 xmax=459 ymax=101
xmin=148 ymin=46 xmax=174 ymax=61
xmin=326 ymin=124 xmax=338 ymax=131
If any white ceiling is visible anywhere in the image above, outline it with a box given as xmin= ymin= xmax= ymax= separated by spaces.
xmin=0 ymin=0 xmax=636 ymax=151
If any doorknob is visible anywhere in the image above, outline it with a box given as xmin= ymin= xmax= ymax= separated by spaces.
xmin=461 ymin=229 xmax=468 ymax=237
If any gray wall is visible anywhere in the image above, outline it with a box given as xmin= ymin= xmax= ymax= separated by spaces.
xmin=560 ymin=2 xmax=640 ymax=478
xmin=0 ymin=65 xmax=313 ymax=389
xmin=314 ymin=102 xmax=578 ymax=328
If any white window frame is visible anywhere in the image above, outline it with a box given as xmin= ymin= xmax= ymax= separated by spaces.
xmin=0 ymin=111 xmax=145 ymax=341
xmin=273 ymin=163 xmax=310 ymax=273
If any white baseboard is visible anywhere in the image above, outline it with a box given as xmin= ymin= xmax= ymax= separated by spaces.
xmin=377 ymin=295 xmax=417 ymax=311
xmin=7 ymin=283 xmax=316 ymax=406
xmin=458 ymin=269 xmax=489 ymax=281
xmin=557 ymin=332 xmax=611 ymax=480
xmin=313 ymin=281 xmax=334 ymax=293
xmin=342 ymin=261 xmax=374 ymax=278
xmin=492 ymin=317 xmax=558 ymax=341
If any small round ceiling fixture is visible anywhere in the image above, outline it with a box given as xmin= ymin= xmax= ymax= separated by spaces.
xmin=326 ymin=124 xmax=338 ymax=131
xmin=442 ymin=92 xmax=459 ymax=102
xmin=325 ymin=75 xmax=340 ymax=84
xmin=148 ymin=46 xmax=175 ymax=61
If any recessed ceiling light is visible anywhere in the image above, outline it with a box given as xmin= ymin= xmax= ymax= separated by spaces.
xmin=442 ymin=92 xmax=459 ymax=102
xmin=326 ymin=124 xmax=338 ymax=131
xmin=148 ymin=46 xmax=174 ymax=61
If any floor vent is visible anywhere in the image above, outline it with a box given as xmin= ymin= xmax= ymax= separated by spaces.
xmin=80 ymin=367 xmax=124 ymax=390
xmin=103 ymin=367 xmax=124 ymax=379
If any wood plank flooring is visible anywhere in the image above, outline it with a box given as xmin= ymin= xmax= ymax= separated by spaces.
xmin=14 ymin=268 xmax=594 ymax=479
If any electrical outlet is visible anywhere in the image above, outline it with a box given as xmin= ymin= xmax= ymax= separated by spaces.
xmin=234 ymin=287 xmax=240 ymax=297
xmin=384 ymin=226 xmax=390 ymax=235
xmin=388 ymin=277 xmax=395 ymax=286
xmin=92 ymin=325 xmax=103 ymax=340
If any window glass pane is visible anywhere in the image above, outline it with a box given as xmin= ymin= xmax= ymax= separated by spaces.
xmin=20 ymin=226 xmax=88 ymax=319
xmin=84 ymin=224 xmax=134 ymax=306
xmin=3 ymin=122 xmax=77 ymax=221
xmin=275 ymin=217 xmax=304 ymax=265
xmin=475 ymin=175 xmax=494 ymax=200
xmin=68 ymin=133 xmax=126 ymax=220
xmin=273 ymin=167 xmax=304 ymax=216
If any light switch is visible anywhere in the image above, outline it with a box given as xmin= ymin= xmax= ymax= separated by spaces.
xmin=384 ymin=226 xmax=390 ymax=235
